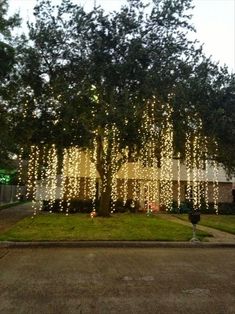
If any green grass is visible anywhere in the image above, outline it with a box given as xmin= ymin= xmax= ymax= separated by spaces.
xmin=0 ymin=213 xmax=210 ymax=241
xmin=174 ymin=214 xmax=235 ymax=234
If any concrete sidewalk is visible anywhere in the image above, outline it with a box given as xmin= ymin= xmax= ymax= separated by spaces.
xmin=0 ymin=202 xmax=33 ymax=233
xmin=160 ymin=214 xmax=235 ymax=243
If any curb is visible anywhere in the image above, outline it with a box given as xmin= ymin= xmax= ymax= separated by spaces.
xmin=1 ymin=241 xmax=235 ymax=249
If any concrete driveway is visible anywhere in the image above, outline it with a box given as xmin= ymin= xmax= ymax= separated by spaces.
xmin=0 ymin=247 xmax=234 ymax=314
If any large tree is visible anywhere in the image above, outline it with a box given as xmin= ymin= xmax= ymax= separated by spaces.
xmin=8 ymin=0 xmax=235 ymax=215
xmin=0 ymin=0 xmax=20 ymax=167
xmin=205 ymin=76 xmax=235 ymax=175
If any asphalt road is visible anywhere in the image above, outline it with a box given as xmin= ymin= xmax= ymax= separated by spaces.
xmin=0 ymin=248 xmax=234 ymax=314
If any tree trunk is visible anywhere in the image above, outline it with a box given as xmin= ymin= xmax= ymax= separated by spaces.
xmin=95 ymin=131 xmax=116 ymax=217
xmin=98 ymin=183 xmax=112 ymax=217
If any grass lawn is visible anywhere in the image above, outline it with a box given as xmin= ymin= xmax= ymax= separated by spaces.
xmin=174 ymin=214 xmax=235 ymax=234
xmin=0 ymin=213 xmax=210 ymax=241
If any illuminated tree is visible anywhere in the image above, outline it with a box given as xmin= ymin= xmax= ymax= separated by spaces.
xmin=9 ymin=0 xmax=234 ymax=215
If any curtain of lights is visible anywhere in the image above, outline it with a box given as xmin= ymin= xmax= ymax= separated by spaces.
xmin=20 ymin=100 xmax=221 ymax=215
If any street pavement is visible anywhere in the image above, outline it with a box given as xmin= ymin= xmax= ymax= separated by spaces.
xmin=0 ymin=204 xmax=235 ymax=313
xmin=0 ymin=247 xmax=235 ymax=314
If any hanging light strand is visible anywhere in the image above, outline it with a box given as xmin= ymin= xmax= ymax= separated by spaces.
xmin=60 ymin=148 xmax=68 ymax=212
xmin=38 ymin=146 xmax=46 ymax=212
xmin=212 ymin=142 xmax=219 ymax=214
xmin=110 ymin=125 xmax=120 ymax=212
xmin=185 ymin=133 xmax=192 ymax=203
xmin=177 ymin=152 xmax=181 ymax=209
xmin=203 ymin=137 xmax=209 ymax=210
xmin=90 ymin=135 xmax=98 ymax=211
xmin=160 ymin=104 xmax=173 ymax=211
xmin=122 ymin=147 xmax=129 ymax=206
xmin=26 ymin=145 xmax=36 ymax=199
xmin=32 ymin=146 xmax=40 ymax=216
xmin=16 ymin=147 xmax=24 ymax=200
xmin=101 ymin=125 xmax=109 ymax=194
xmin=44 ymin=145 xmax=58 ymax=213
xmin=192 ymin=135 xmax=198 ymax=209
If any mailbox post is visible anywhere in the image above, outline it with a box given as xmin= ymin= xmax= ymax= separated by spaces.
xmin=188 ymin=210 xmax=201 ymax=242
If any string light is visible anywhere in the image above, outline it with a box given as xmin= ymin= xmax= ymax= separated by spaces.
xmin=197 ymin=136 xmax=204 ymax=209
xmin=160 ymin=104 xmax=173 ymax=211
xmin=16 ymin=147 xmax=24 ymax=200
xmin=101 ymin=125 xmax=109 ymax=194
xmin=66 ymin=146 xmax=80 ymax=215
xmin=132 ymin=154 xmax=140 ymax=206
xmin=122 ymin=147 xmax=129 ymax=206
xmin=38 ymin=145 xmax=46 ymax=211
xmin=89 ymin=136 xmax=98 ymax=211
xmin=212 ymin=142 xmax=219 ymax=214
xmin=45 ymin=145 xmax=58 ymax=213
xmin=197 ymin=134 xmax=204 ymax=210
xmin=139 ymin=103 xmax=150 ymax=211
xmin=110 ymin=125 xmax=119 ymax=212
xmin=71 ymin=147 xmax=78 ymax=199
xmin=75 ymin=148 xmax=82 ymax=200
xmin=24 ymin=145 xmax=39 ymax=217
xmin=192 ymin=135 xmax=198 ymax=209
xmin=139 ymin=99 xmax=160 ymax=212
xmin=83 ymin=148 xmax=89 ymax=199
xmin=203 ymin=137 xmax=209 ymax=210
xmin=26 ymin=145 xmax=35 ymax=200
xmin=60 ymin=148 xmax=68 ymax=212
xmin=185 ymin=132 xmax=192 ymax=203
xmin=177 ymin=152 xmax=181 ymax=209
xmin=32 ymin=146 xmax=40 ymax=217
xmin=152 ymin=165 xmax=159 ymax=210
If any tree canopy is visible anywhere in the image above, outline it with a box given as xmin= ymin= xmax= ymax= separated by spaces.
xmin=0 ymin=0 xmax=20 ymax=168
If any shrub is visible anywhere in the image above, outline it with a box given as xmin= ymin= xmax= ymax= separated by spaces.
xmin=42 ymin=198 xmax=141 ymax=214
xmin=42 ymin=199 xmax=95 ymax=213
xmin=170 ymin=201 xmax=235 ymax=215
xmin=170 ymin=201 xmax=193 ymax=214
xmin=217 ymin=203 xmax=235 ymax=215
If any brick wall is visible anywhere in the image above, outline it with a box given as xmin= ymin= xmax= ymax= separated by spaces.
xmin=172 ymin=181 xmax=233 ymax=203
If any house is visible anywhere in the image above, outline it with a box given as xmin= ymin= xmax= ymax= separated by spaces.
xmin=34 ymin=150 xmax=234 ymax=212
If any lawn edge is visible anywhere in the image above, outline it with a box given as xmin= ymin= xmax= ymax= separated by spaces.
xmin=1 ymin=240 xmax=235 ymax=248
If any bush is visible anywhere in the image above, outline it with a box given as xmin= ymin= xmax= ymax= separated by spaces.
xmin=42 ymin=199 xmax=95 ymax=213
xmin=217 ymin=203 xmax=235 ymax=215
xmin=114 ymin=199 xmax=140 ymax=213
xmin=170 ymin=201 xmax=193 ymax=214
xmin=42 ymin=198 xmax=140 ymax=214
xmin=42 ymin=199 xmax=235 ymax=215
xmin=198 ymin=202 xmax=235 ymax=214
xmin=170 ymin=201 xmax=235 ymax=215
